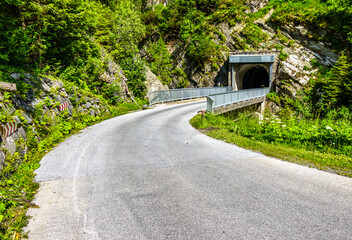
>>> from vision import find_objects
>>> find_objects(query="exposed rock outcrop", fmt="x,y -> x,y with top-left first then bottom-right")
164,6 -> 339,106
0,73 -> 114,172
247,0 -> 269,13
145,66 -> 169,93
146,0 -> 168,7
99,48 -> 132,102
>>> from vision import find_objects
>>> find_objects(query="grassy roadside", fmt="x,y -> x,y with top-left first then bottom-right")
0,102 -> 142,239
190,114 -> 352,178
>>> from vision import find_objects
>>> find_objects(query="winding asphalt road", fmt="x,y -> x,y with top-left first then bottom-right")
26,100 -> 352,239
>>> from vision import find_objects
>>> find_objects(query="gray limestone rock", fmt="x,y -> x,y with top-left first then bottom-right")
145,66 -> 169,93
84,102 -> 92,109
0,149 -> 5,172
43,77 -> 52,85
54,94 -> 66,103
52,80 -> 64,89
17,145 -> 28,157
10,73 -> 22,80
23,73 -> 32,79
17,127 -> 27,139
14,115 -> 21,124
3,136 -> 17,155
11,132 -> 20,141
89,109 -> 95,116
22,112 -> 33,124
12,98 -> 32,112
248,0 -> 269,13
30,99 -> 42,108
42,82 -> 51,93
77,106 -> 85,113
146,0 -> 168,7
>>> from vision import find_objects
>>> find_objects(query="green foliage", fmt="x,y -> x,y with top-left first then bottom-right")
302,53 -> 352,114
268,0 -> 352,51
279,51 -> 289,61
147,38 -> 174,85
173,68 -> 189,88
186,34 -> 221,67
119,57 -> 147,98
321,53 -> 352,109
112,0 -> 146,57
241,23 -> 268,48
0,0 -> 147,99
141,0 -> 236,71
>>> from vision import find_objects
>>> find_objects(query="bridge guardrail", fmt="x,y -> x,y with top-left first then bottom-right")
148,87 -> 233,106
207,88 -> 270,114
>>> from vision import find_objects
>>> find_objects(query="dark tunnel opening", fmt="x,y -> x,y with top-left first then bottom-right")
242,66 -> 269,89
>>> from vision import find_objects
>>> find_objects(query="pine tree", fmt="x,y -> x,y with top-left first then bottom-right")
322,53 -> 352,109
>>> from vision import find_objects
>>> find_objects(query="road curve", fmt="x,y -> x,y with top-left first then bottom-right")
26,100 -> 352,240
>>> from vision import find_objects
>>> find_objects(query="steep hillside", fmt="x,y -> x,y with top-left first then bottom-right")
141,0 -> 352,112
0,0 -> 351,238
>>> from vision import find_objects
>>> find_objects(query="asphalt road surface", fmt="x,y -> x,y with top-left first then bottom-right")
26,100 -> 352,239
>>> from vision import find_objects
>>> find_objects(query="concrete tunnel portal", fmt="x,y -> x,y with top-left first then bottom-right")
228,52 -> 279,91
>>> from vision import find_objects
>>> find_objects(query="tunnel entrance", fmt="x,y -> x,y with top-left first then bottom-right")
228,52 -> 278,91
242,66 -> 269,89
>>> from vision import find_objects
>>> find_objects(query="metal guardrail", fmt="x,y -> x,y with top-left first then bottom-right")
148,87 -> 233,106
207,88 -> 270,114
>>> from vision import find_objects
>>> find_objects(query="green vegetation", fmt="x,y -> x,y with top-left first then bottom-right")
0,1 -> 149,236
268,0 -> 352,50
141,0 -> 248,70
191,111 -> 352,177
241,23 -> 269,49
146,38 -> 174,85
0,85 -> 142,239
1,0 -> 352,238
0,0 -> 147,98
299,53 -> 352,115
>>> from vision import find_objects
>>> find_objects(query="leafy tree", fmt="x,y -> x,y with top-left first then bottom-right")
112,0 -> 146,58
147,38 -> 173,85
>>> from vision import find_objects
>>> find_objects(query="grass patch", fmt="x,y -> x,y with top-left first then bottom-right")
190,114 -> 352,178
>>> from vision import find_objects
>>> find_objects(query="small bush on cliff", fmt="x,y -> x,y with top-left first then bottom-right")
241,23 -> 269,48
146,38 -> 174,85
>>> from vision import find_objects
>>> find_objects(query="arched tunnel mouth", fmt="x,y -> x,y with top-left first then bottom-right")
242,66 -> 269,89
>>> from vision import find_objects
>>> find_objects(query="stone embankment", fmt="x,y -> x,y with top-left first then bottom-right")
0,73 -> 121,173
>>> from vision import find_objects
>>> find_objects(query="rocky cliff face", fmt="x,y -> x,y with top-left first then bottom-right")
247,0 -> 270,13
161,5 -> 338,109
0,55 -> 136,173
0,74 -> 113,172
99,49 -> 134,102
146,0 -> 168,6
145,66 -> 169,93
